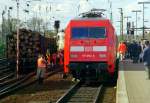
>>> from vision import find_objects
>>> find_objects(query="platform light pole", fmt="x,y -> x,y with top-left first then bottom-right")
138,1 -> 150,39
132,10 -> 141,36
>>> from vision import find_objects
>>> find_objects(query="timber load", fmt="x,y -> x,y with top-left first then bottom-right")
6,29 -> 57,74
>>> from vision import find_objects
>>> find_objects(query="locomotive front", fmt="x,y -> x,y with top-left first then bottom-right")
64,10 -> 118,81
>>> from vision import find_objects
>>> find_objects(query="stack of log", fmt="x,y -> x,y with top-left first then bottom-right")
6,29 -> 57,74
7,29 -> 41,60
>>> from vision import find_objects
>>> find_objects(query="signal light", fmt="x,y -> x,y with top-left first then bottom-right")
54,20 -> 60,29
131,28 -> 134,35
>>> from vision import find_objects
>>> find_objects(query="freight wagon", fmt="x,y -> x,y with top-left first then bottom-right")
6,29 -> 57,74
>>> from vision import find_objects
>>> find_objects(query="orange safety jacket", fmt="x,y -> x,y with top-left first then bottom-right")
118,43 -> 127,54
37,57 -> 46,68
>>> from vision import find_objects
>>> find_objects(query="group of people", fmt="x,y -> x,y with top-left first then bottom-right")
118,40 -> 150,79
36,50 -> 64,84
118,40 -> 144,63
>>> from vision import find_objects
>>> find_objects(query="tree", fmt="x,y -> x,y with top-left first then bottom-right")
27,17 -> 43,32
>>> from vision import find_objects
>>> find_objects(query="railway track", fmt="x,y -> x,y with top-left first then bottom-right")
0,68 -> 62,99
0,58 -> 15,84
56,82 -> 103,103
0,59 -> 9,73
0,72 -> 35,99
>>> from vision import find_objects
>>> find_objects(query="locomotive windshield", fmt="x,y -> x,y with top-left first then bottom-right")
71,27 -> 106,39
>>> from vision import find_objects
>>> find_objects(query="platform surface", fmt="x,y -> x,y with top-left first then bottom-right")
117,60 -> 150,103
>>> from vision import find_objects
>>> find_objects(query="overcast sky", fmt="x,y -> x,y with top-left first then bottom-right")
0,0 -> 150,34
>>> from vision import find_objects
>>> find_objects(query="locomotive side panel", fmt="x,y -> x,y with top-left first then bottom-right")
64,24 -> 71,73
107,24 -> 117,74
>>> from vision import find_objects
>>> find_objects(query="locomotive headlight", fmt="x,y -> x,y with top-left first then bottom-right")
99,54 -> 106,58
93,46 -> 107,52
70,54 -> 78,58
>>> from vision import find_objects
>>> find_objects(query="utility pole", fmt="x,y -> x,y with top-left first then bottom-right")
119,8 -> 124,40
1,10 -> 5,43
138,1 -> 150,39
38,5 -> 41,32
8,9 -> 10,34
132,10 -> 141,36
12,0 -> 20,78
124,16 -> 131,24
8,7 -> 13,34
109,1 -> 113,22
24,1 -> 29,29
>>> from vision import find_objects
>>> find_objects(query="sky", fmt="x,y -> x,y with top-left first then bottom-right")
0,0 -> 150,35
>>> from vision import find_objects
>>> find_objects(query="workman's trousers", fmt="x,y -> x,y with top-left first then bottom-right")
145,66 -> 150,79
120,53 -> 125,61
36,68 -> 46,84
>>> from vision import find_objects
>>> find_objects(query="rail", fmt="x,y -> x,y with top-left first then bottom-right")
56,82 -> 103,103
0,72 -> 35,98
0,73 -> 14,82
0,68 -> 62,99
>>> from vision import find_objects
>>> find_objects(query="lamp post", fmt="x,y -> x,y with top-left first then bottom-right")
138,1 -> 150,39
132,10 -> 141,36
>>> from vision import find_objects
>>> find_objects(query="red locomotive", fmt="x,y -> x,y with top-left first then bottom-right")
64,9 -> 118,82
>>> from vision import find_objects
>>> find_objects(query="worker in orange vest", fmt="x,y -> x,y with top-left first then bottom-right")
118,41 -> 127,61
37,54 -> 47,84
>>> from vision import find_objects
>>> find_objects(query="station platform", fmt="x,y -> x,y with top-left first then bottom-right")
116,60 -> 150,103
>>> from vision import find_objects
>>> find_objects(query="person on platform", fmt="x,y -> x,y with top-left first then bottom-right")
143,41 -> 150,79
37,54 -> 47,84
118,41 -> 127,61
132,41 -> 141,63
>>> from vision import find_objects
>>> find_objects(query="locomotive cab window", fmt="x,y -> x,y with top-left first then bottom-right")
71,27 -> 106,39
71,27 -> 88,39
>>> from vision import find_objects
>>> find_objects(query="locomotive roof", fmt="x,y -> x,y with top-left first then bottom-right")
72,17 -> 108,21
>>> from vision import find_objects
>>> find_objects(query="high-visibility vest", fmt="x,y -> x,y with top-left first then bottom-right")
118,43 -> 127,54
37,57 -> 46,68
